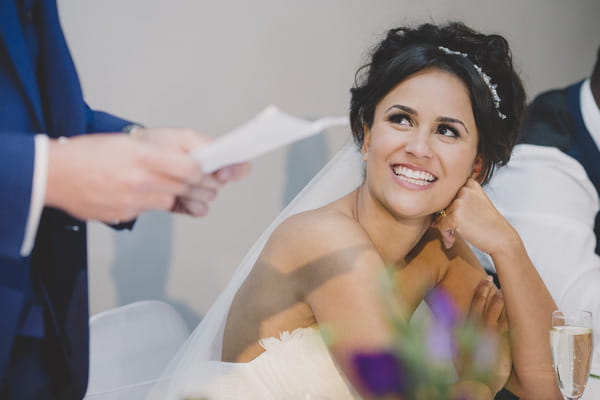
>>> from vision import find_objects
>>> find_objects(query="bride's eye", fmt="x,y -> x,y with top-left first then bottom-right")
437,124 -> 459,138
388,113 -> 412,126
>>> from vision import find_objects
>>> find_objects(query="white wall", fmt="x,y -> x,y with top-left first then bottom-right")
57,0 -> 600,328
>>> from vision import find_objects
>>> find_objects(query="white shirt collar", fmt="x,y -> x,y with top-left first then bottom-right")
580,79 -> 600,150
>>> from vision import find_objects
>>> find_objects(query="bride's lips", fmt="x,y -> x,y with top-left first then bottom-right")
391,163 -> 437,189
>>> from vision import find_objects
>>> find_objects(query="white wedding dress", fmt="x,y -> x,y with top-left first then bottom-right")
148,141 -> 366,400
173,327 -> 359,399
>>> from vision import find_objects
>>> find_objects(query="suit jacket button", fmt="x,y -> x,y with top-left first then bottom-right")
65,225 -> 80,232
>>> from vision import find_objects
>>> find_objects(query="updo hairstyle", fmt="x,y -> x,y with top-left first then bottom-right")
349,22 -> 526,184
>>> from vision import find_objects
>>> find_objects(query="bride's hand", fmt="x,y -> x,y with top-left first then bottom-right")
432,178 -> 518,255
455,277 -> 511,397
468,277 -> 507,333
470,277 -> 511,392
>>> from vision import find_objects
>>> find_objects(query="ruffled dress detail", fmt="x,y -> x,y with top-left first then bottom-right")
176,327 -> 359,399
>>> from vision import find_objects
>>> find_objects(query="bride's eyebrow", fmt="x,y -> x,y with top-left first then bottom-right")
436,116 -> 470,135
385,104 -> 417,115
385,105 -> 470,135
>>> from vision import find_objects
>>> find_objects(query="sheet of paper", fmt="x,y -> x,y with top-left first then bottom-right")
191,105 -> 348,173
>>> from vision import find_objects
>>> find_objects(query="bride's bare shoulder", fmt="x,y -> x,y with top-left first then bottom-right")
283,205 -> 368,242
261,202 -> 373,270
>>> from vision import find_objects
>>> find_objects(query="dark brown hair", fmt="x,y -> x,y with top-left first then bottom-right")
349,22 -> 526,184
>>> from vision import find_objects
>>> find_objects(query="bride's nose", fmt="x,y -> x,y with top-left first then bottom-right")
404,131 -> 433,159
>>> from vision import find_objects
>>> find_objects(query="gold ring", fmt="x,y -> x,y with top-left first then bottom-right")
438,209 -> 447,218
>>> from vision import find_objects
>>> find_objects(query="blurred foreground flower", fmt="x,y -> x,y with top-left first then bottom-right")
351,283 -> 500,400
353,351 -> 406,396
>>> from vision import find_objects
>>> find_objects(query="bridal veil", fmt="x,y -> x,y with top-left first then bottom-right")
149,118 -> 364,399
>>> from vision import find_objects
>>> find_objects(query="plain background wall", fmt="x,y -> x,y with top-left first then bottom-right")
56,0 -> 600,328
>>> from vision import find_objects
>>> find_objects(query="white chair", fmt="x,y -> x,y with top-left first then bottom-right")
84,300 -> 190,400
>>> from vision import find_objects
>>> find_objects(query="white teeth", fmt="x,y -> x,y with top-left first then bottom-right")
392,166 -> 435,184
398,176 -> 430,186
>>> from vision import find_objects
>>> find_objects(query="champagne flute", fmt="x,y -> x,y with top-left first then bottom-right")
550,310 -> 593,400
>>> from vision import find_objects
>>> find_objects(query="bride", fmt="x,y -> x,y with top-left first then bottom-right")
152,22 -> 560,399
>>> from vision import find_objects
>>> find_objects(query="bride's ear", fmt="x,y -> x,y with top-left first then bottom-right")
361,127 -> 370,161
470,155 -> 484,182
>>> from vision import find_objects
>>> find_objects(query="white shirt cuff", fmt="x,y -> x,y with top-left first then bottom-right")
20,134 -> 49,257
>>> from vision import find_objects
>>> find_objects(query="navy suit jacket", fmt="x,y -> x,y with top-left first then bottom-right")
519,80 -> 600,254
0,0 -> 130,397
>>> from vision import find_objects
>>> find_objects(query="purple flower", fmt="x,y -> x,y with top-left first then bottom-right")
352,351 -> 406,396
427,321 -> 456,362
426,287 -> 458,328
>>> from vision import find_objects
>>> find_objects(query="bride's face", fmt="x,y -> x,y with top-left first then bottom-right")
361,67 -> 481,220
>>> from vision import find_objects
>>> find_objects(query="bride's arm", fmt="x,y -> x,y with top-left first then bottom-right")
406,230 -> 511,394
433,178 -> 561,399
274,211 -> 431,399
288,211 -> 503,400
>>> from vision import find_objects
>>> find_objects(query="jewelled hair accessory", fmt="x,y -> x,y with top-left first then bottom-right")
438,46 -> 507,120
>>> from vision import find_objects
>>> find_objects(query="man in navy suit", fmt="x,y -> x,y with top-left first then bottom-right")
0,1 -> 246,398
519,45 -> 600,253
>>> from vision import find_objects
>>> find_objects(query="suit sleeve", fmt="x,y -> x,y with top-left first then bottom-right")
84,103 -> 134,134
0,105 -> 135,262
0,133 -> 35,262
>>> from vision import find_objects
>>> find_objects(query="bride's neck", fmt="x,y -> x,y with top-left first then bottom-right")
353,187 -> 432,265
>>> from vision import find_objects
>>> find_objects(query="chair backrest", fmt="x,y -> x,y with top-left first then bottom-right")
84,300 -> 190,400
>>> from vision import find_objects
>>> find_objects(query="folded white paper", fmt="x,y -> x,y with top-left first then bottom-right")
191,105 -> 348,173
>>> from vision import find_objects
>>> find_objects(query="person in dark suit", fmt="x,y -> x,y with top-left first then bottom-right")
0,1 -> 247,398
519,44 -> 600,254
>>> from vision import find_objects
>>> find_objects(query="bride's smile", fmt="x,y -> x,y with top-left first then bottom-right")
391,163 -> 437,187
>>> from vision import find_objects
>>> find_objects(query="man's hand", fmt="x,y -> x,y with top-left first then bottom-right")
133,128 -> 249,217
45,129 -> 249,222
